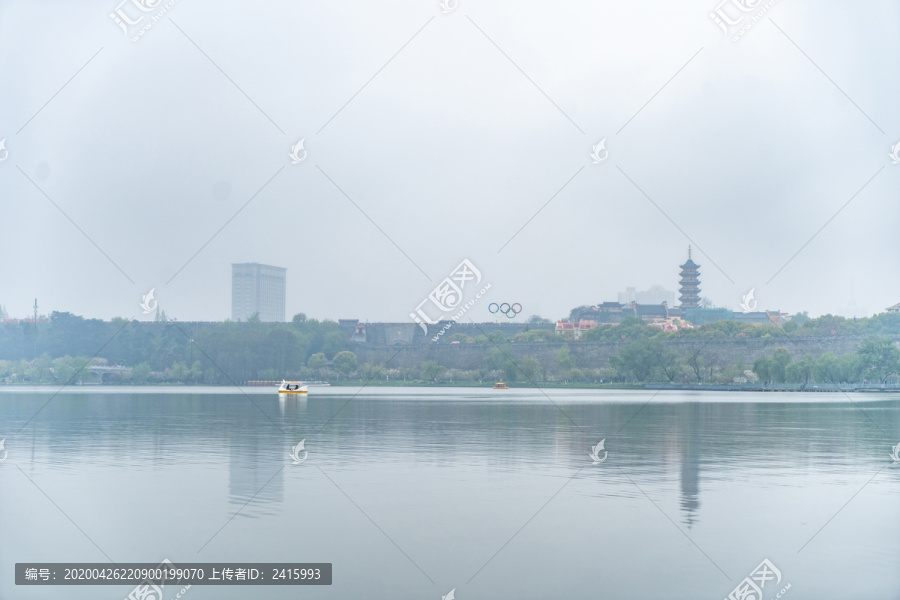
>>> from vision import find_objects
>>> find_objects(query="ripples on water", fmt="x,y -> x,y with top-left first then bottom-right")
1,387 -> 898,599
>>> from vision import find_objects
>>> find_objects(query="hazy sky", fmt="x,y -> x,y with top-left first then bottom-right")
2,0 -> 898,323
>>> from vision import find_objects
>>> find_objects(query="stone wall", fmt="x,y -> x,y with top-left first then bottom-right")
338,320 -> 546,346
351,335 -> 870,371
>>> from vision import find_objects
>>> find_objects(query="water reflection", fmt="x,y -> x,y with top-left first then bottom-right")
228,425 -> 283,517
679,403 -> 701,529
1,389 -> 898,599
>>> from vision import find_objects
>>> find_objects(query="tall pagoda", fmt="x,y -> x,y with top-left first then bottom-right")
678,246 -> 701,308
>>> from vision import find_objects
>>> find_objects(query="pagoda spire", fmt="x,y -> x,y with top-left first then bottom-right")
678,246 -> 701,309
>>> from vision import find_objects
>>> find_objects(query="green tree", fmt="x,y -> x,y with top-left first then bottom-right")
785,355 -> 817,385
784,362 -> 803,383
610,339 -> 663,382
487,331 -> 506,344
360,362 -> 384,381
307,352 -> 328,374
260,367 -> 279,381
515,329 -> 560,343
815,352 -> 841,383
332,351 -> 358,376
659,348 -> 682,382
770,348 -> 791,383
292,313 -> 307,325
838,353 -> 861,383
516,356 -> 541,382
483,346 -> 522,381
556,346 -> 577,372
132,363 -> 151,384
52,356 -> 76,384
484,347 -> 510,372
421,360 -> 445,381
797,354 -> 817,384
580,317 -> 653,343
858,338 -> 900,383
322,330 -> 349,356
526,315 -> 553,326
791,311 -> 810,326
31,354 -> 52,383
686,350 -> 704,382
171,361 -> 188,382
752,356 -> 771,383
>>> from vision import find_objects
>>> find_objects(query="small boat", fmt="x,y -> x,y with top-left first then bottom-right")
492,382 -> 509,389
278,380 -> 308,394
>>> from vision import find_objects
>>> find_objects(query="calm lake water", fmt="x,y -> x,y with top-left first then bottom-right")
2,387 -> 899,599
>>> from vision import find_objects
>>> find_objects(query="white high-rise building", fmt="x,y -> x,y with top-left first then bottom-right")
231,263 -> 286,322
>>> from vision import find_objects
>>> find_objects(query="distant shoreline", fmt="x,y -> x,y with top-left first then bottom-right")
3,382 -> 898,393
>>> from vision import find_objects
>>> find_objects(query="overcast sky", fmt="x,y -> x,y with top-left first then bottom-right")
1,0 -> 898,323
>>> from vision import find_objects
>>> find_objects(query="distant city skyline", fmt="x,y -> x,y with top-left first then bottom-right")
2,1 -> 897,325
618,285 -> 676,307
2,258 -> 899,323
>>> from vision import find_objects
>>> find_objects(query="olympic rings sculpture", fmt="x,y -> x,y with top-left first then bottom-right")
489,302 -> 523,318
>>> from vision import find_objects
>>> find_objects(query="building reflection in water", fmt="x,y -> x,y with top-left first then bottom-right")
226,396 -> 302,517
679,403 -> 701,529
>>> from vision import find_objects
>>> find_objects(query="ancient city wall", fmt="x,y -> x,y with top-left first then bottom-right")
351,335 -> 869,371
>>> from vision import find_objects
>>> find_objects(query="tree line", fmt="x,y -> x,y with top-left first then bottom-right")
0,311 -> 898,386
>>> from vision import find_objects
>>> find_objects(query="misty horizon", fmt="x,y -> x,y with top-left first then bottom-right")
2,1 -> 898,322
0,246 -> 890,323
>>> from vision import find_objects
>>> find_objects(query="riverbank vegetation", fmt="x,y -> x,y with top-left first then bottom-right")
0,312 -> 897,386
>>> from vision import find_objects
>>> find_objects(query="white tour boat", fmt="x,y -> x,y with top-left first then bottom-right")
278,380 -> 308,394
